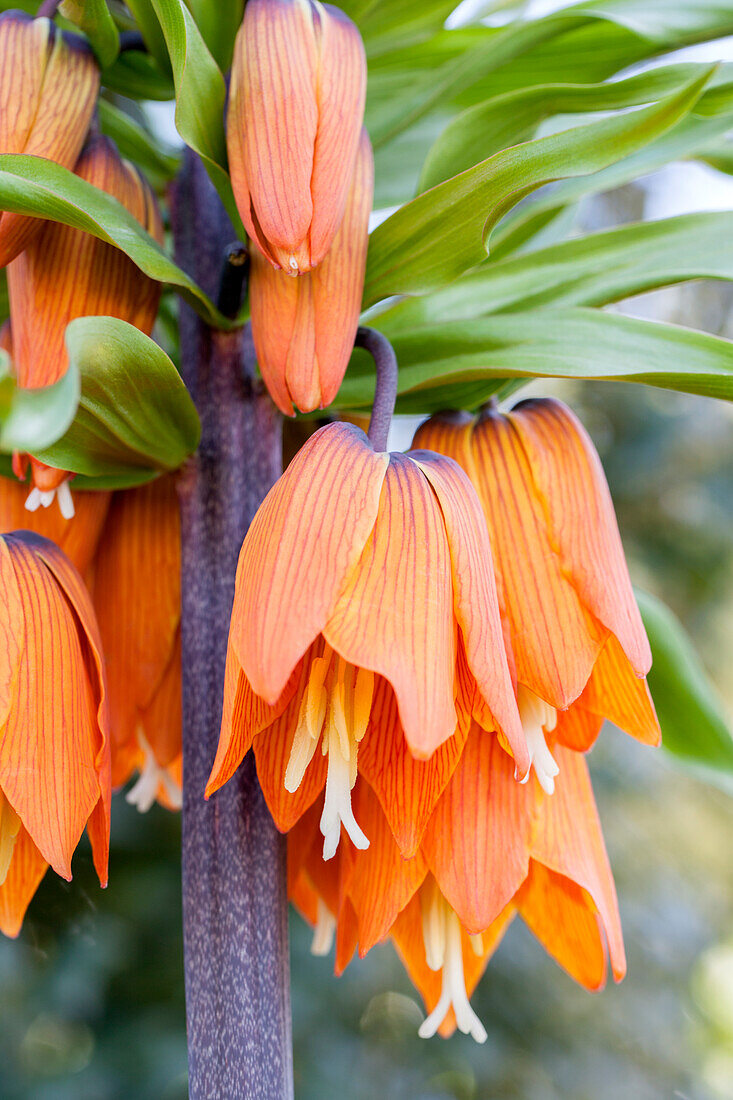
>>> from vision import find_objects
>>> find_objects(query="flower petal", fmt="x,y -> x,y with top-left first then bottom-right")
411,450 -> 527,772
510,398 -> 651,675
0,823 -> 48,938
0,476 -> 110,576
230,423 -> 388,703
579,635 -> 660,746
324,453 -> 456,757
531,745 -> 626,982
423,726 -> 538,933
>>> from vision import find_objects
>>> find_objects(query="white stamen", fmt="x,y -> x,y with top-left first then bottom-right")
418,891 -> 487,1044
288,255 -> 299,275
24,483 -> 75,520
516,684 -> 559,795
126,730 -> 182,813
319,720 -> 369,860
310,898 -> 336,957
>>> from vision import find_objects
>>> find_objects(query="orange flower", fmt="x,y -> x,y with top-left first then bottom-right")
207,421 -> 527,859
291,731 -> 625,1042
0,10 -> 99,266
92,477 -> 182,812
7,134 -> 164,517
413,399 -> 660,789
0,531 -> 110,937
0,472 -> 110,577
227,0 -> 367,273
250,128 -> 373,414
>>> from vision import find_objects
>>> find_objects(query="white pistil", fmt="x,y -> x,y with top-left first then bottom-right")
126,730 -> 182,813
418,886 -> 488,1044
284,647 -> 373,860
517,684 -> 559,795
310,897 -> 336,957
288,255 -> 299,275
24,482 -> 75,519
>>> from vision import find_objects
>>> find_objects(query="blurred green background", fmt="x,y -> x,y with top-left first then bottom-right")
1,353 -> 732,1100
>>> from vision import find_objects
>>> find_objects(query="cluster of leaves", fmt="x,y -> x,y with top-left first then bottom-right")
0,0 -> 730,777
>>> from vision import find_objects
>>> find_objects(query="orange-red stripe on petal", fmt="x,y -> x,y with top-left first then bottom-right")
0,476 -> 110,577
324,453 -> 456,758
578,635 -> 660,746
0,824 -> 48,938
229,423 -> 387,704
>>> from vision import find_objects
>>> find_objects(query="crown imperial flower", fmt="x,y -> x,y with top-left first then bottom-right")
0,10 -> 99,266
227,0 -> 367,274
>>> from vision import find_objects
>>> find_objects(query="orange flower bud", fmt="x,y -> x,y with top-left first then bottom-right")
250,128 -> 373,414
227,0 -> 367,274
0,11 -> 99,266
0,531 -> 110,937
6,134 -> 164,516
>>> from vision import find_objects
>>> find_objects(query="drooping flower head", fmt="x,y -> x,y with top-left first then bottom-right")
413,398 -> 660,785
0,531 -> 110,937
0,10 -> 99,266
92,477 -> 182,812
7,134 -> 164,516
250,127 -> 373,414
207,421 -> 528,860
227,0 -> 367,274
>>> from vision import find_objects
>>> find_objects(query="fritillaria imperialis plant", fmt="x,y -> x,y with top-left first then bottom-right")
0,0 -> 731,1096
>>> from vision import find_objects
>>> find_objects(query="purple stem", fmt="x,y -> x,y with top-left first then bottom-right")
355,326 -> 398,452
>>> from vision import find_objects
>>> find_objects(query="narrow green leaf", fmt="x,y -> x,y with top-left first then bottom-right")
101,49 -> 175,100
0,154 -> 230,329
97,99 -> 181,186
183,0 -> 244,71
364,67 -> 713,305
126,0 -> 172,71
637,588 -> 733,790
378,212 -> 733,328
149,0 -> 243,235
336,308 -> 733,412
34,317 -> 200,483
59,0 -> 119,68
0,353 -> 80,453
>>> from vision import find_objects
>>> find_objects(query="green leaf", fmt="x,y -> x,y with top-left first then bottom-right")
378,212 -> 733,328
636,589 -> 733,790
97,99 -> 181,187
149,0 -> 243,235
101,49 -> 175,100
126,0 -> 172,72
59,0 -> 119,68
0,352 -> 80,454
183,0 -> 244,71
0,154 -> 230,329
336,308 -> 733,413
364,67 -> 713,305
33,317 -> 200,484
339,0 -> 457,55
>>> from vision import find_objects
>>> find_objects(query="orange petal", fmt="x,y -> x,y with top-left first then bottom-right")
411,450 -> 527,772
0,476 -> 110,576
510,398 -> 651,675
0,535 -> 105,878
578,634 -> 660,746
358,676 -> 468,858
469,407 -> 607,709
335,897 -> 359,975
7,134 -> 162,390
346,781 -> 428,954
0,824 -> 48,938
229,422 -> 387,703
554,704 -> 604,752
531,745 -> 626,981
517,861 -> 607,990
325,454 -> 456,758
0,537 -> 23,733
287,800 -> 322,899
0,12 -> 99,265
250,128 -> 373,415
422,725 -> 538,934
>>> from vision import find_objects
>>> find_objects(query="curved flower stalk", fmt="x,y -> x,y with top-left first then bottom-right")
0,472 -> 110,577
0,531 -> 110,937
227,0 -> 367,273
207,421 -> 528,860
290,731 -> 624,1042
413,398 -> 660,788
92,476 -> 182,813
7,134 -> 164,517
0,10 -> 99,266
250,128 -> 373,414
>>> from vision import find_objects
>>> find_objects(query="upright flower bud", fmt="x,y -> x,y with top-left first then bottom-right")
0,11 -> 99,266
227,0 -> 367,274
0,531 -> 110,937
7,135 -> 164,517
250,129 -> 373,414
